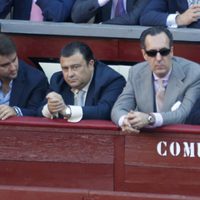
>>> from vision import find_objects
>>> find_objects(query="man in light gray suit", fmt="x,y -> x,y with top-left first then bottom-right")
71,0 -> 150,25
111,26 -> 200,133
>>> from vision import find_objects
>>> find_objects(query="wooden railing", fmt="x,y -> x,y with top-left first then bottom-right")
0,20 -> 200,199
0,117 -> 200,199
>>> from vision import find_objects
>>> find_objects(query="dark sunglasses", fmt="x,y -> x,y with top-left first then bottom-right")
145,48 -> 171,57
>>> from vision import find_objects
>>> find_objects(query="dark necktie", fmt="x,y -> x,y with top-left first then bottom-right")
115,0 -> 125,17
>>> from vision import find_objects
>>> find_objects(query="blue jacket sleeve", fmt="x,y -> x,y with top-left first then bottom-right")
37,0 -> 75,22
82,72 -> 126,120
140,0 -> 172,26
0,0 -> 13,18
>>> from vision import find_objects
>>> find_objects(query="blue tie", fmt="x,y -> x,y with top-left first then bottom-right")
115,0 -> 125,17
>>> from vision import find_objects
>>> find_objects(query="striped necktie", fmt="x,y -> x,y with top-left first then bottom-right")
115,0 -> 125,17
156,79 -> 165,112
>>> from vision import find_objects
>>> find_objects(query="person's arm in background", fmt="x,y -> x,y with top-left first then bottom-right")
0,0 -> 13,19
103,0 -> 150,25
71,0 -> 109,23
176,4 -> 200,28
185,97 -> 200,125
140,0 -> 174,26
140,0 -> 200,28
36,0 -> 75,22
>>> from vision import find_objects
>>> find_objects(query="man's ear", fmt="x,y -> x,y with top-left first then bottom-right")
170,46 -> 174,57
141,49 -> 148,61
88,59 -> 95,67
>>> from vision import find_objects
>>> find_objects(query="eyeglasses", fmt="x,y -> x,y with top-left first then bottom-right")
145,48 -> 171,57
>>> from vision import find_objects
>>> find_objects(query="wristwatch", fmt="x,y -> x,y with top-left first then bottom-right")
147,113 -> 155,125
63,106 -> 72,119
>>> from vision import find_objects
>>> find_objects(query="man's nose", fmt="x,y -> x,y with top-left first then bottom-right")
155,52 -> 162,60
9,62 -> 17,70
68,68 -> 75,76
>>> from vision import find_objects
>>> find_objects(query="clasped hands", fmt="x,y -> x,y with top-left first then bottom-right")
46,91 -> 67,117
176,5 -> 200,26
121,111 -> 149,134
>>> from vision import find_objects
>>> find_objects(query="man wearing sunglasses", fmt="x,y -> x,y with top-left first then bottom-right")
111,26 -> 200,133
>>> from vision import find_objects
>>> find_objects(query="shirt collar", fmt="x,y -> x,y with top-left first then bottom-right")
0,80 -> 13,89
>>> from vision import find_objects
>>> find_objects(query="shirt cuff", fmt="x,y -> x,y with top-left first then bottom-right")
119,113 -> 163,128
13,106 -> 23,116
67,105 -> 83,123
98,0 -> 110,7
118,115 -> 126,127
151,113 -> 163,127
42,104 -> 56,119
167,13 -> 179,28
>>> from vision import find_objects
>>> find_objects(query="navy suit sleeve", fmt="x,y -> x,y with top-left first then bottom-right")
37,0 -> 75,22
10,61 -> 49,116
0,0 -> 13,18
20,74 -> 49,116
82,70 -> 126,120
140,0 -> 171,26
185,98 -> 200,125
71,0 -> 99,23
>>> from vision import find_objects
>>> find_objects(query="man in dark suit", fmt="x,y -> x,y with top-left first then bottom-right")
185,97 -> 200,125
41,41 -> 126,122
71,0 -> 150,25
0,34 -> 49,120
140,0 -> 200,28
111,27 -> 200,133
0,0 -> 75,22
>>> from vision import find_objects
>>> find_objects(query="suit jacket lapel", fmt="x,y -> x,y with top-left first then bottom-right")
9,67 -> 25,106
136,67 -> 155,113
126,0 -> 134,12
64,87 -> 74,105
163,61 -> 185,111
100,1 -> 112,21
85,72 -> 96,106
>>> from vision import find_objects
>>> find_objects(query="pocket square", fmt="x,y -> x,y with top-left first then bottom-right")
171,101 -> 181,111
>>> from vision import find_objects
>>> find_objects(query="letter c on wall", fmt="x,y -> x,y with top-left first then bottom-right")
157,141 -> 167,156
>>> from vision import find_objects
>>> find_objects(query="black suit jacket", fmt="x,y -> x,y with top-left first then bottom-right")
185,97 -> 200,125
9,60 -> 49,116
71,0 -> 150,25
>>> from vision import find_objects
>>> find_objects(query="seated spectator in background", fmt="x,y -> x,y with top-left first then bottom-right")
185,97 -> 200,125
0,34 -> 49,120
71,0 -> 150,25
0,0 -> 75,22
111,26 -> 200,133
40,41 -> 126,122
140,0 -> 200,28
